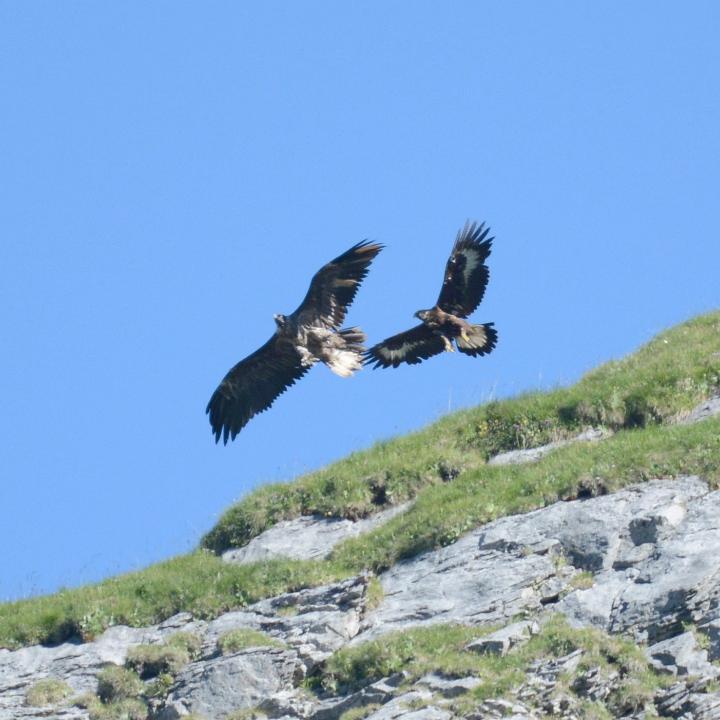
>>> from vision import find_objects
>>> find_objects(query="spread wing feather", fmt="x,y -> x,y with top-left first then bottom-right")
293,240 -> 383,328
436,221 -> 493,317
364,324 -> 446,369
206,336 -> 310,444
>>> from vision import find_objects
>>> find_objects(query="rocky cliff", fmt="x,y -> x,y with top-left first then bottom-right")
2,315 -> 720,720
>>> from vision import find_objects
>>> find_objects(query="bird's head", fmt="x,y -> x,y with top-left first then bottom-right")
273,313 -> 287,329
414,309 -> 430,321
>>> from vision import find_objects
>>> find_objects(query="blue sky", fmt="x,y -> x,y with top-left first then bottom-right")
1,2 -> 719,602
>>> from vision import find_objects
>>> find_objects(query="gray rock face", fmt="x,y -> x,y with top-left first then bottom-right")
223,502 -> 412,565
647,631 -> 719,678
677,395 -> 720,425
362,477 -> 714,643
156,647 -> 299,719
557,478 -> 720,644
4,471 -> 720,719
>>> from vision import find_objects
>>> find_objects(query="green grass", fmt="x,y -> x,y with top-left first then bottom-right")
330,415 -> 720,572
124,630 -> 203,679
217,628 -> 283,654
0,554 -> 342,649
126,642 -> 192,679
203,312 -> 720,554
96,665 -> 144,704
24,677 -> 72,706
1,311 -> 719,651
315,615 -> 668,715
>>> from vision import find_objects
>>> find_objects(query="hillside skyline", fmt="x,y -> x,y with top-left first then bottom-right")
2,2 -> 720,601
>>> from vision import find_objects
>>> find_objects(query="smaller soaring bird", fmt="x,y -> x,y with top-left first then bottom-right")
365,220 -> 497,369
207,240 -> 383,443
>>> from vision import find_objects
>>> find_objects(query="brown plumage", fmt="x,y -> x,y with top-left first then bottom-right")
365,221 -> 497,369
207,240 -> 383,443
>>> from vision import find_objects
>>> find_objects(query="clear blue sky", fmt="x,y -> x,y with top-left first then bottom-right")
2,2 -> 719,602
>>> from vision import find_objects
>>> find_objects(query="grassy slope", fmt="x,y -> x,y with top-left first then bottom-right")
202,311 -> 720,553
1,312 -> 719,650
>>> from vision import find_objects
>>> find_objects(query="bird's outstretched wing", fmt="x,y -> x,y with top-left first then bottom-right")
206,336 -> 310,444
293,240 -> 383,328
436,221 -> 493,317
364,324 -> 446,369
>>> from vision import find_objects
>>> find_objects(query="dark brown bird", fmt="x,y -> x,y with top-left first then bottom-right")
207,240 -> 383,443
365,221 -> 497,368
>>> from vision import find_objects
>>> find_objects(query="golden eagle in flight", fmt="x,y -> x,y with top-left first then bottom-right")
365,221 -> 497,368
207,240 -> 383,443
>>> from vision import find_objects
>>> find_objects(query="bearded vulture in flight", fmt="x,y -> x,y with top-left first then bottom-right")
365,221 -> 497,369
207,240 -> 383,443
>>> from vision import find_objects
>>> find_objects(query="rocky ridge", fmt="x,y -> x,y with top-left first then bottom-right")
2,399 -> 720,720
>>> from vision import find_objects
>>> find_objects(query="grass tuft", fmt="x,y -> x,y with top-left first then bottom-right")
217,628 -> 283,655
96,665 -> 144,704
24,677 -> 72,706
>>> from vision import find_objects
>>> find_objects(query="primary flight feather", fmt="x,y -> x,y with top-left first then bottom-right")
207,240 -> 383,443
365,221 -> 497,369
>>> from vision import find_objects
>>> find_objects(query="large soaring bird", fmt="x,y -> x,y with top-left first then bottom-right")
207,240 -> 383,443
365,221 -> 497,369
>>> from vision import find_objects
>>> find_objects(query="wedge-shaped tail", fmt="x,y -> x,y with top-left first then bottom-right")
455,322 -> 497,356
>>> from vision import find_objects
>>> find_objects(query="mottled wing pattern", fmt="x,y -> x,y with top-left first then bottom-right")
436,221 -> 493,317
206,336 -> 310,444
364,324 -> 446,369
293,240 -> 383,328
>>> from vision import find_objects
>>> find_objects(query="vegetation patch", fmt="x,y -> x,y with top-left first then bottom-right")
0,555 -> 341,649
24,677 -> 72,706
338,704 -> 382,720
76,693 -> 147,720
217,628 -> 283,654
96,665 -> 144,704
315,616 -> 669,716
364,576 -> 385,611
126,643 -> 190,679
125,631 -> 202,679
226,709 -> 268,720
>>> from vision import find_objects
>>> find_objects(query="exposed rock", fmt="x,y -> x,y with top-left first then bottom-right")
557,479 -> 720,644
655,679 -> 720,719
466,620 -> 538,656
365,697 -> 451,720
469,698 -> 538,719
156,647 -> 299,719
415,673 -> 481,697
647,631 -> 719,678
312,673 -> 406,720
487,428 -> 609,467
362,477 -> 713,642
223,503 -> 412,565
677,395 -> 720,425
705,619 -> 720,661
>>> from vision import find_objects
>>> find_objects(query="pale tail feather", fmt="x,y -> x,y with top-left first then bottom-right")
325,326 -> 366,377
455,323 -> 497,357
